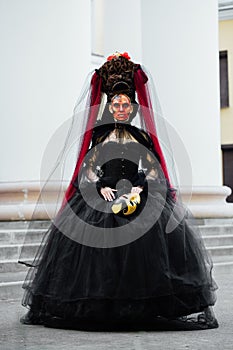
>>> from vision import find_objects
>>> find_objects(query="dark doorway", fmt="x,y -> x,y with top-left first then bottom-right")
219,51 -> 229,109
222,144 -> 233,203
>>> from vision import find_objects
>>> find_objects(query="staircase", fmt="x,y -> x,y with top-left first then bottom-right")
0,220 -> 50,300
198,218 -> 233,266
0,219 -> 233,300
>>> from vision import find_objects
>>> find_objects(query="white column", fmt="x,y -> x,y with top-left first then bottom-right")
0,0 -> 91,183
140,0 -> 233,217
0,0 -> 91,220
103,0 -> 142,62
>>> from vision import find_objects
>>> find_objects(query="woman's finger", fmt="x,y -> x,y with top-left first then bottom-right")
131,187 -> 142,194
110,191 -> 115,199
104,190 -> 111,201
110,188 -> 117,200
105,188 -> 114,200
101,187 -> 117,201
100,189 -> 107,201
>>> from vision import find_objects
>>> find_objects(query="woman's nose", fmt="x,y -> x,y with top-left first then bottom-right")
119,104 -> 123,111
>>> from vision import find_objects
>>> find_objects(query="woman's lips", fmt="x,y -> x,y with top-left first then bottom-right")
117,114 -> 128,119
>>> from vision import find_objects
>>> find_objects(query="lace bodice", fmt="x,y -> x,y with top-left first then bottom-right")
99,141 -> 141,186
85,128 -> 161,189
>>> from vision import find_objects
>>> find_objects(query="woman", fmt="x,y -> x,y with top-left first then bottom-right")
19,53 -> 218,330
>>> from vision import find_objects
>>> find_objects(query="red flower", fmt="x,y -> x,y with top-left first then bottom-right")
107,52 -> 131,61
121,52 -> 131,60
107,54 -> 115,61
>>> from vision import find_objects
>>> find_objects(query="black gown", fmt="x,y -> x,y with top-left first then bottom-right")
21,125 -> 218,330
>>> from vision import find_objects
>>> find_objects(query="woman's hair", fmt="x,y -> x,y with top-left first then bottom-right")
95,56 -> 140,127
97,56 -> 139,102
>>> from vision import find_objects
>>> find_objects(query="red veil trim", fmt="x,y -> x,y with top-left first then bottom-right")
134,68 -> 172,188
62,72 -> 102,206
62,67 -> 172,207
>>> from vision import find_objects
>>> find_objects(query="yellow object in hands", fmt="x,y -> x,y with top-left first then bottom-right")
111,193 -> 141,216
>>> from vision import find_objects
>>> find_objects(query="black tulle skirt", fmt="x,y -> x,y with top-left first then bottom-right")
20,179 -> 218,329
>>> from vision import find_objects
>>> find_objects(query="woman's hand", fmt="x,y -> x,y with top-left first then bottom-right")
131,186 -> 143,194
100,187 -> 117,201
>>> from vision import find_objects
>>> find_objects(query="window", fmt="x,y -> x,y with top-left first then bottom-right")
219,50 -> 229,108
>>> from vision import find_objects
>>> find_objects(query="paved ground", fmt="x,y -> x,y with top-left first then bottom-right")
0,264 -> 232,350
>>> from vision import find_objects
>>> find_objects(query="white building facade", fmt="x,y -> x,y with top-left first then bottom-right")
0,0 -> 232,219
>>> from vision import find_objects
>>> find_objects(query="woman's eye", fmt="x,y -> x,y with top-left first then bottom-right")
113,103 -> 120,108
122,103 -> 130,108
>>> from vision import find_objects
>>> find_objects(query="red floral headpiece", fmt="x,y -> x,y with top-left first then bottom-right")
107,52 -> 131,61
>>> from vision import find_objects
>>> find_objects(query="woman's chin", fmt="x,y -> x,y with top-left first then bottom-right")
114,118 -> 130,123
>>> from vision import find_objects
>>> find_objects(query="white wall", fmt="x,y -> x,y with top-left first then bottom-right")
0,0 -> 91,182
103,0 -> 142,62
141,0 -> 222,187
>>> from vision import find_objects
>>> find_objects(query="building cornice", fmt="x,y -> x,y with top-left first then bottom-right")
219,1 -> 233,20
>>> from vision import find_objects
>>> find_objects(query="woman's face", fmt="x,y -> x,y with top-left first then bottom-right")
109,94 -> 133,122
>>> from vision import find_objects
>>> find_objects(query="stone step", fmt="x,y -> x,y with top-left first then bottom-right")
0,220 -> 51,229
0,271 -> 27,283
203,234 -> 233,247
196,218 -> 233,225
199,225 -> 233,236
0,259 -> 31,273
207,245 -> 233,257
212,254 -> 233,265
0,243 -> 41,260
0,228 -> 47,245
